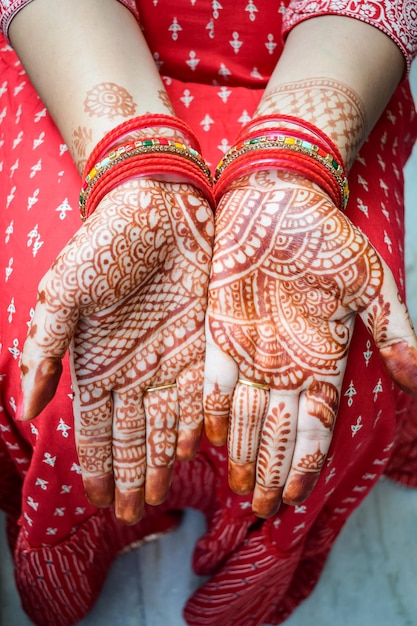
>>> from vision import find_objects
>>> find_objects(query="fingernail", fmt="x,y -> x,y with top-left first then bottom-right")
84,475 -> 115,509
204,416 -> 228,446
283,471 -> 319,506
176,428 -> 202,461
228,459 -> 256,494
380,341 -> 417,394
252,484 -> 283,518
23,357 -> 63,420
145,467 -> 173,506
115,488 -> 145,525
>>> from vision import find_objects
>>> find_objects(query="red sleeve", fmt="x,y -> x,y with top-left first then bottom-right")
283,0 -> 417,73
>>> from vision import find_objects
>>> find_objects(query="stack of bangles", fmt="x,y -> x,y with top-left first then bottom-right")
79,113 -> 349,220
79,114 -> 215,221
214,114 -> 349,211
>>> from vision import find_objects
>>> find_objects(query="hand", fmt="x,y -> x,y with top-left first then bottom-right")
204,169 -> 417,518
18,178 -> 214,524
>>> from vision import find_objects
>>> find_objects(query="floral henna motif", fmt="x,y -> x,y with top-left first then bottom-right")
83,82 -> 137,119
366,295 -> 391,344
73,126 -> 93,156
306,380 -> 339,430
72,125 -> 93,174
21,178 -> 213,523
204,381 -> 231,445
283,446 -> 327,506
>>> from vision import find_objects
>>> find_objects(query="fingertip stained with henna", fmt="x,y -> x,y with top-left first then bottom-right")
115,488 -> 145,526
228,459 -> 256,494
84,474 -> 115,509
283,470 -> 320,506
22,357 -> 63,420
252,483 -> 283,518
145,467 -> 173,506
381,341 -> 417,394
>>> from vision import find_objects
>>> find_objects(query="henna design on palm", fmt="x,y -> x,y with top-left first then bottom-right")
20,178 -> 214,524
204,170 -> 417,517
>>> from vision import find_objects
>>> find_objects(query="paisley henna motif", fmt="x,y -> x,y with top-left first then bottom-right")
21,178 -> 213,523
256,403 -> 293,488
366,295 -> 391,344
158,88 -> 176,115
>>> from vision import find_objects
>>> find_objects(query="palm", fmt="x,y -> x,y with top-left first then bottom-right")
204,170 -> 417,517
21,178 -> 214,523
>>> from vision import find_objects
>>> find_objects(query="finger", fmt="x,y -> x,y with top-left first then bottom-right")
72,372 -> 115,510
359,262 -> 417,394
176,363 -> 204,461
19,274 -> 77,420
228,379 -> 269,495
282,380 -> 339,506
252,394 -> 298,518
112,390 -> 147,524
143,383 -> 179,506
203,332 -> 238,446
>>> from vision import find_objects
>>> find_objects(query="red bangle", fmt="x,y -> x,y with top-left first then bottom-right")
236,114 -> 345,171
83,114 -> 202,181
215,133 -> 348,209
82,151 -> 214,221
214,149 -> 342,208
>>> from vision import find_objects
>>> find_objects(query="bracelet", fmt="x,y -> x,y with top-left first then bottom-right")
83,113 -> 203,182
215,134 -> 349,210
80,140 -> 214,221
236,114 -> 345,168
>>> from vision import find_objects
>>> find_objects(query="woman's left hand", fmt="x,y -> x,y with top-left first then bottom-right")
204,169 -> 417,518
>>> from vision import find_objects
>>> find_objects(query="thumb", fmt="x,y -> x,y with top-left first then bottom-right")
359,261 -> 417,395
17,277 -> 78,420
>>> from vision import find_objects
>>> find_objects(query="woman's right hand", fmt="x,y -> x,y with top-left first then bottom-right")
18,178 -> 214,524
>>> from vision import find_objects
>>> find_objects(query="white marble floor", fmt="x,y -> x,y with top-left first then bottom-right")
2,64 -> 417,626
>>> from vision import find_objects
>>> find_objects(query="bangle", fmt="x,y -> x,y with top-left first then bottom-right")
80,139 -> 214,221
236,114 -> 345,168
215,133 -> 349,210
83,114 -> 202,181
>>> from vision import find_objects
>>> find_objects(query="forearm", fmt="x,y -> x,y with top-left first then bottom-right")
256,16 -> 405,169
9,0 -> 173,173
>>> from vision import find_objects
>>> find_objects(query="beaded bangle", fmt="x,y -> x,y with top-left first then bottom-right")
215,134 -> 349,210
79,139 -> 214,221
83,113 -> 203,180
236,114 -> 346,169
